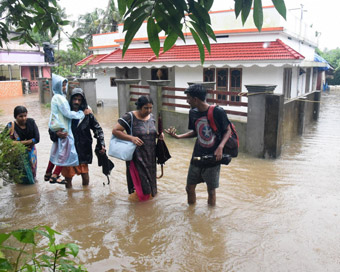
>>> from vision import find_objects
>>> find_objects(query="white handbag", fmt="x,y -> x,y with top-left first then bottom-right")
108,112 -> 136,161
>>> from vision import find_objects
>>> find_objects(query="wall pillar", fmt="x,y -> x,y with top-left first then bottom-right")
298,97 -> 307,135
37,77 -> 51,104
115,79 -> 141,117
246,84 -> 283,158
147,80 -> 171,118
78,78 -> 98,113
313,91 -> 321,120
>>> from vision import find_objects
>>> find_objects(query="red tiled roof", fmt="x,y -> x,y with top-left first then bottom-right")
75,54 -> 106,66
151,39 -> 304,62
98,47 -> 158,63
76,39 -> 304,66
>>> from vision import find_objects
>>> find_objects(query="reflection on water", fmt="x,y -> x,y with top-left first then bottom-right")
1,92 -> 340,271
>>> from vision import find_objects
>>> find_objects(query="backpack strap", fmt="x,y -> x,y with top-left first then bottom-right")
207,105 -> 218,133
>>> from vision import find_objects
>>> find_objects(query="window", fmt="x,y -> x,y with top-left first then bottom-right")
110,77 -> 117,87
30,67 -> 39,80
203,68 -> 215,82
151,68 -> 168,80
203,68 -> 242,102
283,68 -> 292,99
217,68 -> 228,100
229,68 -> 242,102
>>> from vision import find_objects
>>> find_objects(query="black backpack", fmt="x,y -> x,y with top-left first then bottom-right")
207,105 -> 239,158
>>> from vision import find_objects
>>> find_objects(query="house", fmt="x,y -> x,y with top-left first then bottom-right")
0,35 -> 54,98
76,5 -> 328,109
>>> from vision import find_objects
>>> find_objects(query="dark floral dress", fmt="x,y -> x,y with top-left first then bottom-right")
118,112 -> 157,197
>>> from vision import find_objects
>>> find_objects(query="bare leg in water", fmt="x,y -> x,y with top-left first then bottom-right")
186,184 -> 197,205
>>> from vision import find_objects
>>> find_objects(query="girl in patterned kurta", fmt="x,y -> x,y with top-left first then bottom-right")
112,96 -> 163,201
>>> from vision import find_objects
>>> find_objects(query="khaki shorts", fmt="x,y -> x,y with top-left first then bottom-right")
62,164 -> 88,178
186,163 -> 221,190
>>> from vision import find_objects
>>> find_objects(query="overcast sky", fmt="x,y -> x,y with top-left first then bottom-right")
57,0 -> 340,51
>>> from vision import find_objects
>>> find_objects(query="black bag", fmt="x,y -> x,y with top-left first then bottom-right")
207,105 -> 239,158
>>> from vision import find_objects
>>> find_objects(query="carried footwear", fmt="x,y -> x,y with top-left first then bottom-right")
49,176 -> 67,185
44,173 -> 52,181
56,179 -> 67,185
49,176 -> 58,184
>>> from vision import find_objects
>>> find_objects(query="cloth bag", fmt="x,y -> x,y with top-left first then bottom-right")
108,112 -> 136,161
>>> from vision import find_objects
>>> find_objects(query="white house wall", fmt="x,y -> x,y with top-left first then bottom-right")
95,68 -> 118,102
243,66 -> 283,93
175,66 -> 203,87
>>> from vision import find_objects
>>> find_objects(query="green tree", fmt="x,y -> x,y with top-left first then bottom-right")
71,1 -> 122,55
117,0 -> 287,63
0,0 -> 82,49
52,49 -> 86,77
318,48 -> 340,85
0,0 -> 286,62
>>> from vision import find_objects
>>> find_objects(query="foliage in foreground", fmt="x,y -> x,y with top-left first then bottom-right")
117,0 -> 287,63
0,226 -> 86,272
0,0 -> 287,63
0,125 -> 27,185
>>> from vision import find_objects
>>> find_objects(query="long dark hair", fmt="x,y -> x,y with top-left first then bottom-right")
135,96 -> 153,110
13,106 -> 27,118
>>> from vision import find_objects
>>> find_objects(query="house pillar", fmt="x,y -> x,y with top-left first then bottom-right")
313,91 -> 321,120
147,80 -> 171,118
115,79 -> 141,117
37,77 -> 52,104
297,97 -> 307,135
245,84 -> 283,158
78,78 -> 98,113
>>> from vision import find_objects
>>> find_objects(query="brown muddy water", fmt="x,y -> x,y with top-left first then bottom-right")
0,92 -> 339,271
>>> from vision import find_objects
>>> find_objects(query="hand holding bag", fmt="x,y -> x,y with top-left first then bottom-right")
108,112 -> 136,161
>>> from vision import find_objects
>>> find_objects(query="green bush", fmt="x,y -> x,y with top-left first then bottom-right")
0,226 -> 87,271
0,125 -> 27,185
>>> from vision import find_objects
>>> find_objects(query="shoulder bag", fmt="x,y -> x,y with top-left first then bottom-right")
108,112 -> 137,161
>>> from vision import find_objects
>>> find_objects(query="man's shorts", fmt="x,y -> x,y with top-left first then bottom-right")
61,164 -> 88,179
186,163 -> 221,190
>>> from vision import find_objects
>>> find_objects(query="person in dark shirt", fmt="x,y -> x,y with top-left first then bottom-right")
165,84 -> 232,206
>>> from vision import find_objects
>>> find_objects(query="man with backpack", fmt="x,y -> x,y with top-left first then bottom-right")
165,84 -> 232,206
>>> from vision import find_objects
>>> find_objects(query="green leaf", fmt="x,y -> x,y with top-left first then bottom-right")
190,27 -> 205,64
0,234 -> 10,245
154,6 -> 185,41
171,0 -> 187,14
0,258 -> 13,270
123,5 -> 148,32
241,0 -> 253,25
66,243 -> 79,257
147,18 -> 160,57
205,24 -> 216,41
122,14 -> 148,56
253,0 -> 263,31
192,1 -> 211,24
118,0 -> 127,16
160,0 -> 181,21
204,0 -> 214,11
163,31 -> 178,52
191,21 -> 211,53
272,0 -> 286,19
234,0 -> 243,18
11,229 -> 35,244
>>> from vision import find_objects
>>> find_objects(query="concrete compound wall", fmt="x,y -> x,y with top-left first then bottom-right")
282,91 -> 321,143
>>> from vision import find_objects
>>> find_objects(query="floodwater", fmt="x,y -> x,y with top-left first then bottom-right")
0,91 -> 339,271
